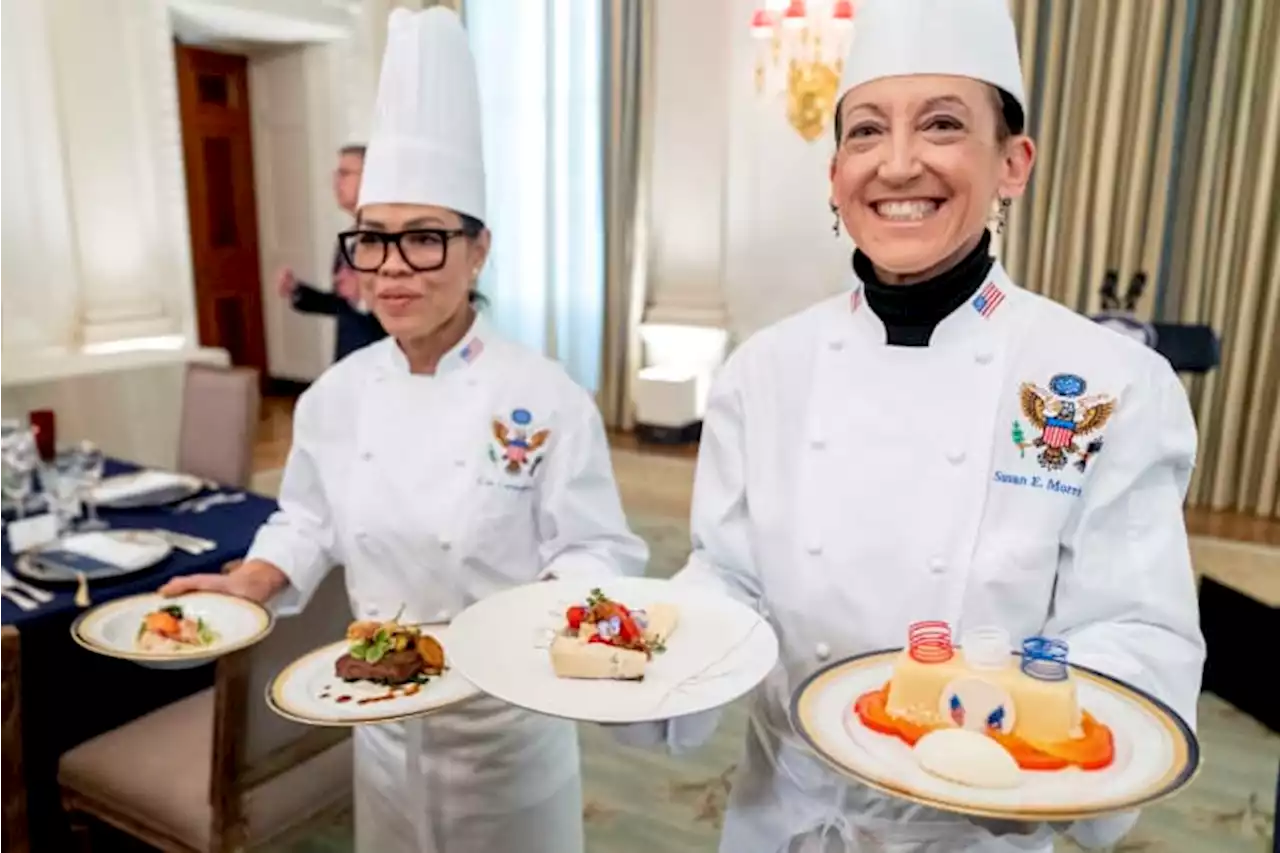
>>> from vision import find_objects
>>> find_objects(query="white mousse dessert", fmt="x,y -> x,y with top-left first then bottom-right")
913,728 -> 1023,789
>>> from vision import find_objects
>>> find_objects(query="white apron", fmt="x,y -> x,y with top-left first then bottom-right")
249,316 -> 649,853
621,265 -> 1203,852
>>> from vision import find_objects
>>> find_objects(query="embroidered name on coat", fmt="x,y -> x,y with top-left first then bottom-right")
992,470 -> 1083,497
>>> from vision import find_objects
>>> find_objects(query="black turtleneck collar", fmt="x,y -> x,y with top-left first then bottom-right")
853,230 -> 995,347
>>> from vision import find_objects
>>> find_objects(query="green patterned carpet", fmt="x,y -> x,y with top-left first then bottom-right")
257,501 -> 1278,853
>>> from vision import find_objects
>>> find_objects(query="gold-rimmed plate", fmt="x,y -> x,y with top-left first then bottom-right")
790,650 -> 1200,821
266,624 -> 481,727
72,591 -> 273,670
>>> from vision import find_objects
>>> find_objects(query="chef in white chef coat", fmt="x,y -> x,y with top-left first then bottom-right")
162,8 -> 647,853
612,0 -> 1205,851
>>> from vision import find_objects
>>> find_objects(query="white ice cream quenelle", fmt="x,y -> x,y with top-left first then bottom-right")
913,728 -> 1023,789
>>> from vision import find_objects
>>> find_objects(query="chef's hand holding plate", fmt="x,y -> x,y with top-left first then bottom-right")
159,558 -> 289,605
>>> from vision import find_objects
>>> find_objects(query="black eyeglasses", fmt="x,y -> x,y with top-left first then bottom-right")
338,229 -> 470,273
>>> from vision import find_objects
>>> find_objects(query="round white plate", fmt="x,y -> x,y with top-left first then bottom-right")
93,471 -> 205,509
790,650 -> 1200,821
446,577 -> 779,724
267,623 -> 482,727
16,529 -> 172,585
71,591 -> 274,670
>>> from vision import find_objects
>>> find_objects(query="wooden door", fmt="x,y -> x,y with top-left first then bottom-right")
174,44 -> 268,374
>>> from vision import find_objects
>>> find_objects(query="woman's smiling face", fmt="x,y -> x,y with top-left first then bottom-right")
830,74 -> 1034,283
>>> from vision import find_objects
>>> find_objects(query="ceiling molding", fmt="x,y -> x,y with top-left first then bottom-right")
168,0 -> 353,49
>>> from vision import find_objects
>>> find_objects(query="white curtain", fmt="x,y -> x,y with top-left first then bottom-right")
598,0 -> 652,430
464,0 -> 606,394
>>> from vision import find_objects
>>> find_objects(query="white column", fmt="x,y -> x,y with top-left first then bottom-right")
0,0 -> 82,356
645,0 -> 733,330
720,0 -> 850,343
44,0 -> 197,345
251,46 -> 338,382
645,0 -> 852,347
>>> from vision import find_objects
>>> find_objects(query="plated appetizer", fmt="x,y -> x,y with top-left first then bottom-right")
136,604 -> 219,652
550,587 -> 677,680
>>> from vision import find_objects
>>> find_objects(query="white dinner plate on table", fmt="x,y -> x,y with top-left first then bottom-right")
71,591 -> 274,670
789,650 -> 1200,822
92,471 -> 206,509
15,529 -> 172,585
446,577 -> 779,724
267,622 -> 481,727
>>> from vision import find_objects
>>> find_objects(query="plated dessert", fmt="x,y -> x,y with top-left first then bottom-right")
136,604 -> 219,653
445,577 -> 777,723
789,619 -> 1198,820
549,587 -> 678,680
854,622 -> 1114,787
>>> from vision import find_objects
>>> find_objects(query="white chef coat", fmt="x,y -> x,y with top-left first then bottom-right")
615,264 -> 1205,852
248,313 -> 648,853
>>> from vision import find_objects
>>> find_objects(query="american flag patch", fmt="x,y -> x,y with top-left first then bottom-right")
972,280 -> 1005,318
850,289 -> 863,313
461,338 -> 484,363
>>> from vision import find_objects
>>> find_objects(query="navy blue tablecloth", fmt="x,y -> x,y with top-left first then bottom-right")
1,459 -> 278,851
2,459 -> 277,626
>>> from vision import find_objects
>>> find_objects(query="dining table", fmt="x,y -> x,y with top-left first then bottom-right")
2,458 -> 278,852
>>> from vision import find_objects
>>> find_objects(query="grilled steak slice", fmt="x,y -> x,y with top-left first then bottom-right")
335,649 -> 425,685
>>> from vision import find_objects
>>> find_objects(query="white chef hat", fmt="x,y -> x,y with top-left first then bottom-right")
357,7 -> 486,222
839,0 -> 1026,119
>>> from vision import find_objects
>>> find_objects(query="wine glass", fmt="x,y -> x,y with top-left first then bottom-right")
2,420 -> 22,514
75,441 -> 108,531
2,422 -> 38,519
39,448 -> 84,535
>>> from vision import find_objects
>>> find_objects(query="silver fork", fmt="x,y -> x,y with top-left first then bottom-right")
1,568 -> 53,604
0,586 -> 37,611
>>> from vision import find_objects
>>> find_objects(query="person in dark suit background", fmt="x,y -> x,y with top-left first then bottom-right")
275,144 -> 387,363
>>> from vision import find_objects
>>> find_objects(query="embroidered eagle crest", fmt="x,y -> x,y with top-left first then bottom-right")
491,408 -> 551,476
1015,374 -> 1115,472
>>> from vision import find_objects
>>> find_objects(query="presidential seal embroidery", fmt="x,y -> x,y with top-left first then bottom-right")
1014,374 -> 1115,472
490,408 -> 550,476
